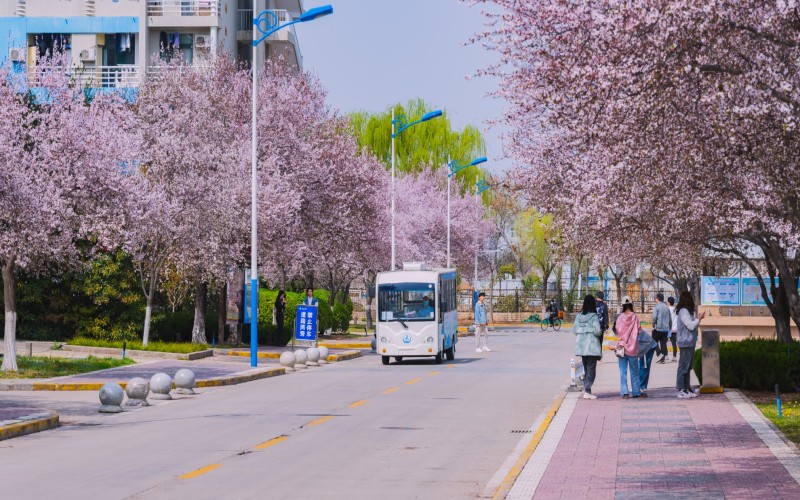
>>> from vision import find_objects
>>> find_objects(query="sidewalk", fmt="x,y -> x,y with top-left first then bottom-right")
505,352 -> 800,499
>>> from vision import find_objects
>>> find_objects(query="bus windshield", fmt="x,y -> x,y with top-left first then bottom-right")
378,282 -> 436,322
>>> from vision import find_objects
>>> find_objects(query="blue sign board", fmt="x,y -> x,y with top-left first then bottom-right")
741,277 -> 776,306
701,276 -> 740,306
243,268 -> 253,324
294,305 -> 318,347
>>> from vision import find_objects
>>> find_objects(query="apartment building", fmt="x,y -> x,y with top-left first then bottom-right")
0,0 -> 303,87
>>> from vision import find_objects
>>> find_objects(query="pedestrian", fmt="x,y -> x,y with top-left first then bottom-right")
638,335 -> 657,397
651,293 -> 671,363
302,287 -> 319,306
274,290 -> 287,338
614,297 -> 642,398
675,291 -> 705,398
667,296 -> 678,362
574,294 -> 602,399
547,299 -> 559,327
474,292 -> 490,352
596,291 -> 609,336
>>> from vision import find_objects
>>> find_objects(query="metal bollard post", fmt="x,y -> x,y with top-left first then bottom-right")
27,342 -> 33,357
776,384 -> 783,419
122,340 -> 127,360
569,358 -> 577,390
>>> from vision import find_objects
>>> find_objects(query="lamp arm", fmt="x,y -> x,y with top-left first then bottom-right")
253,19 -> 300,46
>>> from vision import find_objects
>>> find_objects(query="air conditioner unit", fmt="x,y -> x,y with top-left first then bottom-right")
80,48 -> 96,62
9,47 -> 25,62
194,35 -> 210,49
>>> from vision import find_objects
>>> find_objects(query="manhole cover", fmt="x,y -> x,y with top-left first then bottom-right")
380,426 -> 422,431
511,430 -> 532,434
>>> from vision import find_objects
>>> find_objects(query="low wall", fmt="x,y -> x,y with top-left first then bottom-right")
700,316 -> 800,341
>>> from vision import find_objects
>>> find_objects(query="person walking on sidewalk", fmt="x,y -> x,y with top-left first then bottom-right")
675,291 -> 705,398
652,293 -> 672,363
596,291 -> 609,336
667,296 -> 678,362
615,299 -> 642,398
474,292 -> 490,353
638,334 -> 657,397
574,294 -> 602,399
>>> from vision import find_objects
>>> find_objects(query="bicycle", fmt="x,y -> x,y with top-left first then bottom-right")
540,316 -> 562,331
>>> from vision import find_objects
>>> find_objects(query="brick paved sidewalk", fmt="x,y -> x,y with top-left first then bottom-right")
508,354 -> 800,499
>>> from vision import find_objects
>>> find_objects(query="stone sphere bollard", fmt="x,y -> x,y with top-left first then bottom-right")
318,346 -> 329,364
294,349 -> 308,370
174,368 -> 196,394
280,351 -> 296,372
149,372 -> 173,400
306,347 -> 320,366
98,382 -> 124,413
125,377 -> 150,407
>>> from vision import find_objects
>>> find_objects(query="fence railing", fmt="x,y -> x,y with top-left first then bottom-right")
238,8 -> 292,31
147,1 -> 220,17
28,65 -> 141,88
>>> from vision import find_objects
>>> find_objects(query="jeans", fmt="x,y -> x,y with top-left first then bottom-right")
618,354 -> 641,396
677,346 -> 695,391
475,324 -> 489,349
638,347 -> 656,390
652,330 -> 668,358
582,355 -> 600,394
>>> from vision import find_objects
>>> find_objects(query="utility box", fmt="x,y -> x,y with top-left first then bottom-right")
700,329 -> 724,393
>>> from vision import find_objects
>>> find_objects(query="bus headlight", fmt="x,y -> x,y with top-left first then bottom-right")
425,336 -> 434,344
380,337 -> 387,343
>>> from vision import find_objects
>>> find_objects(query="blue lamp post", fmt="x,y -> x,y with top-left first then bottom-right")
249,4 -> 333,368
446,156 -> 487,268
473,179 -> 491,303
390,109 -> 443,271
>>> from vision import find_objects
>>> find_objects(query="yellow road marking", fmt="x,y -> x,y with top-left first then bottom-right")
305,415 -> 334,427
446,364 -> 458,368
383,387 -> 399,394
179,464 -> 221,479
255,435 -> 288,450
430,371 -> 441,376
405,377 -> 422,385
492,395 -> 565,499
349,399 -> 368,408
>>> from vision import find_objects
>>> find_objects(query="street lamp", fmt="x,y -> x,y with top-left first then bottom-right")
390,108 -> 443,271
250,4 -> 333,367
473,179 -> 491,300
446,155 -> 487,268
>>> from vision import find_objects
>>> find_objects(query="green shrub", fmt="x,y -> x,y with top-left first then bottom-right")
332,299 -> 353,332
692,338 -> 800,391
69,338 -> 209,353
255,289 -> 353,344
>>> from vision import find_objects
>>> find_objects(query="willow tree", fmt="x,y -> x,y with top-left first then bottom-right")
348,99 -> 487,192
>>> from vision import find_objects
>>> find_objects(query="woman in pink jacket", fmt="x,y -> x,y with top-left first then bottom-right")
615,299 -> 642,398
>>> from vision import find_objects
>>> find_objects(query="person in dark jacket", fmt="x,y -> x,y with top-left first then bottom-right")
596,291 -> 609,334
275,290 -> 287,338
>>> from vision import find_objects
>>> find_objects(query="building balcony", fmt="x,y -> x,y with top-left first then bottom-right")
28,65 -> 142,89
237,9 -> 301,66
147,1 -> 221,28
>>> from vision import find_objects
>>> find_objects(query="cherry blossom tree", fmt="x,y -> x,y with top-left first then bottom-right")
1,59 -> 133,370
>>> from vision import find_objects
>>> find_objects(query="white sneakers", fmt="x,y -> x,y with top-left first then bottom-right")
476,347 -> 483,353
677,389 -> 699,399
483,346 -> 491,352
582,392 -> 597,400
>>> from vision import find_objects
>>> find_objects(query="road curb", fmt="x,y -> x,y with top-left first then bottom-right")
61,345 -> 213,360
215,349 -> 281,359
319,342 -> 372,349
195,367 -> 285,387
0,410 -> 59,442
327,350 -> 361,362
490,393 -> 567,499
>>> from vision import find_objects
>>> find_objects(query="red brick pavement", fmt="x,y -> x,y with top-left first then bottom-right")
532,388 -> 800,499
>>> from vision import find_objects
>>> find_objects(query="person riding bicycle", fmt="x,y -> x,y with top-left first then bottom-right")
547,300 -> 560,326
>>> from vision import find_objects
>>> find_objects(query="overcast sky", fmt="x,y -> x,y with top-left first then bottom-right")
296,0 -> 511,173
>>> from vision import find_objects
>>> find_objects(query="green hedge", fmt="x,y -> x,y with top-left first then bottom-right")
257,289 -> 353,346
692,338 -> 800,391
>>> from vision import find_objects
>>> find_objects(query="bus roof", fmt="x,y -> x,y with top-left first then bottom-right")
376,268 -> 457,283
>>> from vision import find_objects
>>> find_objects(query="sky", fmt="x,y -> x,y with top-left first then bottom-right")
295,0 -> 511,174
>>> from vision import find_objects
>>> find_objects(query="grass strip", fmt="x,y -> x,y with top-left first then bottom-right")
69,338 -> 209,354
0,355 -> 135,379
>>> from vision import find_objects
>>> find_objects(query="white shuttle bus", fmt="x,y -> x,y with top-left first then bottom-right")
376,262 -> 458,365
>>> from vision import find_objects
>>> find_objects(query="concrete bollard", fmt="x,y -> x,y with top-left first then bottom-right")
149,372 -> 173,400
280,351 -> 296,372
98,383 -> 124,413
125,377 -> 150,407
306,347 -> 320,366
294,349 -> 308,370
317,346 -> 329,364
174,368 -> 196,395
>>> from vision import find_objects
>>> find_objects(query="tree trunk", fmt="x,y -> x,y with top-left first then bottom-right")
771,284 -> 793,344
143,298 -> 153,347
191,280 -> 207,344
1,260 -> 18,372
217,282 -> 226,345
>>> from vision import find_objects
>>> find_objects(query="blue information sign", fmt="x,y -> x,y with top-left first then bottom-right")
294,305 -> 318,347
701,276 -> 740,306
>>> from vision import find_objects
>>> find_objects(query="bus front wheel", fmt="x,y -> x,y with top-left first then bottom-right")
382,356 -> 390,365
435,350 -> 444,364
445,344 -> 455,361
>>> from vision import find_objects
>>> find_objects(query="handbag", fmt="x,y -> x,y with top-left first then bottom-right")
614,344 -> 625,358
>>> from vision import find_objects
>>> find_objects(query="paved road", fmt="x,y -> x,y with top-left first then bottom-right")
0,328 -> 574,499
